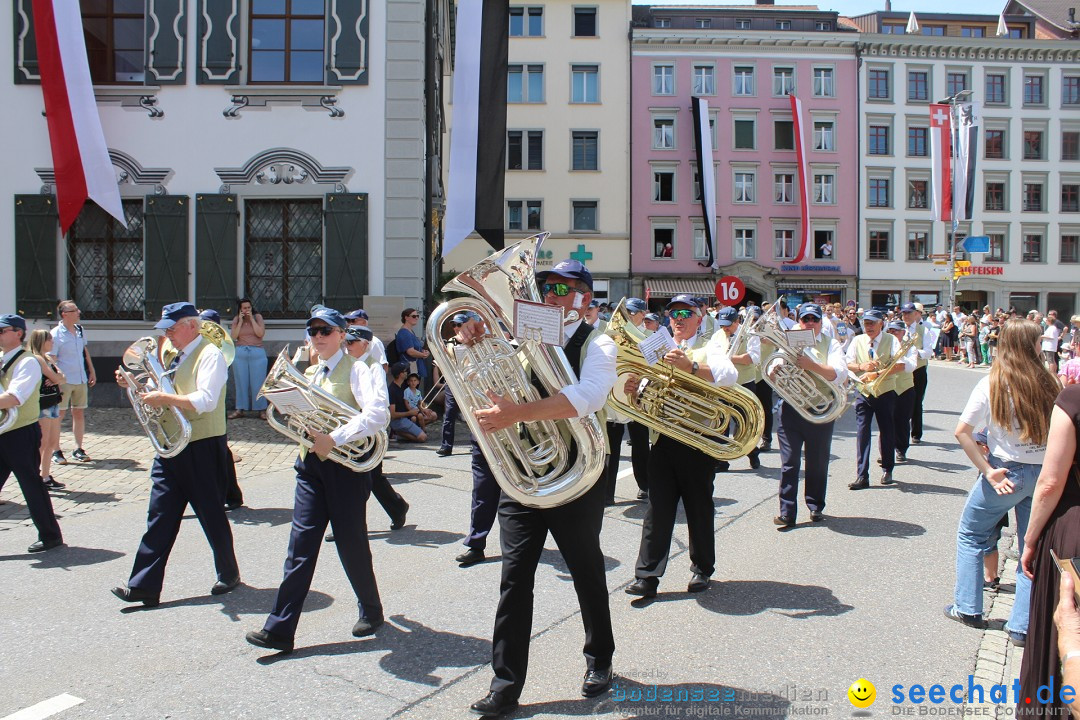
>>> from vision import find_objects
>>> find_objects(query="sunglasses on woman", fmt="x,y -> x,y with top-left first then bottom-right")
541,283 -> 579,298
306,326 -> 338,337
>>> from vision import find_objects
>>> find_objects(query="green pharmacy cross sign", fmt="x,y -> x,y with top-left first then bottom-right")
570,244 -> 593,263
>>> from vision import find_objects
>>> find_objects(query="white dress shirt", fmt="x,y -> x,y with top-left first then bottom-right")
368,336 -> 388,366
845,333 -> 916,372
312,349 -> 390,446
171,336 -> 227,414
700,332 -> 739,386
817,335 -> 850,387
907,320 -> 936,361
0,350 -> 43,405
558,319 -> 617,417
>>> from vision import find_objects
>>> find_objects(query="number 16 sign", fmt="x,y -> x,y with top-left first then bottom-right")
715,276 -> 746,305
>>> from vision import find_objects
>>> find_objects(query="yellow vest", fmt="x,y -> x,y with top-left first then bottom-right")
1,350 -> 40,431
300,354 -> 359,459
728,329 -> 758,386
163,339 -> 226,442
912,323 -> 928,369
853,332 -> 897,397
892,333 -> 915,394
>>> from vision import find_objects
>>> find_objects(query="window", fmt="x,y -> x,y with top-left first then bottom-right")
67,199 -> 143,319
773,67 -> 795,96
653,64 -> 674,95
1062,234 -> 1080,263
774,121 -> 794,150
249,0 -> 326,83
693,65 -> 716,95
654,17 -> 671,28
960,26 -> 984,37
653,168 -> 676,202
1024,131 -> 1044,160
734,172 -> 755,203
572,201 -> 597,231
985,182 -> 1005,211
1064,77 -> 1080,106
774,229 -> 795,259
907,71 -> 928,102
1009,28 -> 1023,38
985,129 -> 1005,159
734,228 -> 755,259
814,229 -> 834,259
735,18 -> 751,30
1024,74 -> 1045,106
908,179 -> 928,209
653,118 -> 675,149
1063,184 -> 1080,213
507,130 -> 543,170
922,26 -> 945,36
1022,233 -> 1043,262
813,67 -> 834,97
882,24 -> 905,34
813,173 -> 835,204
869,125 -> 890,155
985,73 -> 1006,104
734,66 -> 755,96
245,199 -> 323,318
507,200 -> 542,231
869,178 -> 890,207
571,131 -> 598,170
693,226 -> 710,259
813,121 -> 834,151
815,20 -> 831,31
653,226 -> 675,259
573,7 -> 597,37
82,0 -> 145,83
987,233 -> 1006,262
1064,131 -> 1080,161
868,230 -> 890,260
868,69 -> 890,100
774,173 -> 794,203
510,7 -> 544,37
691,164 -> 703,201
1023,182 -> 1043,212
907,230 -> 929,261
695,18 -> 711,29
734,118 -> 755,150
571,65 -> 599,103
775,20 -> 791,30
907,126 -> 927,157
947,72 -> 968,97
507,64 -> 544,103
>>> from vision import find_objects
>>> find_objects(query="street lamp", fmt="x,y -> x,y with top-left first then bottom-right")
936,89 -> 974,311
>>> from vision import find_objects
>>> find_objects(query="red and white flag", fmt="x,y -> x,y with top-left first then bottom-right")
929,103 -> 953,222
33,0 -> 125,234
786,94 -> 810,264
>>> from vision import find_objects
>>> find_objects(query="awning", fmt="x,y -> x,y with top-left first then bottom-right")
775,281 -> 848,290
645,278 -> 718,298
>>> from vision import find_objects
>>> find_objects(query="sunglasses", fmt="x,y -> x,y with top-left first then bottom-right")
0,326 -> 16,334
669,309 -> 696,320
541,283 -> 578,297
408,314 -> 419,319
307,326 -> 338,337
800,316 -> 822,322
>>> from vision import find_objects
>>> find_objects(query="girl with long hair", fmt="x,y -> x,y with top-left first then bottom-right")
28,329 -> 66,490
946,320 -> 1059,645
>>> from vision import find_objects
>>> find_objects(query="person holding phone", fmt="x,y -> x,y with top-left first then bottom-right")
228,298 -> 267,420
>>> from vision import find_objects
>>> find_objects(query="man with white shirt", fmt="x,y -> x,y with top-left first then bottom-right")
716,306 -> 761,471
247,307 -> 390,654
901,302 -> 936,446
344,308 -> 388,370
1041,311 -> 1062,374
111,303 -> 239,606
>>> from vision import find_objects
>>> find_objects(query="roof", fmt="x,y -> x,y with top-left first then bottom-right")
837,16 -> 860,30
1005,0 -> 1079,32
639,4 -> 824,11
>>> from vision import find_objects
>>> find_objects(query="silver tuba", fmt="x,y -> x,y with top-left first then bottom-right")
118,337 -> 192,458
258,346 -> 388,473
747,299 -> 849,424
426,232 -> 606,509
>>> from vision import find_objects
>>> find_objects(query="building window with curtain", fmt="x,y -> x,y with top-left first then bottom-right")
734,66 -> 755,96
734,228 -> 755,259
693,65 -> 716,95
1024,131 -> 1044,160
985,182 -> 1005,211
571,65 -> 599,103
774,173 -> 794,203
572,201 -> 597,232
249,0 -> 326,84
813,173 -> 835,204
813,67 -> 834,97
773,67 -> 795,96
68,200 -> 144,319
571,131 -> 598,170
908,179 -> 928,209
868,230 -> 890,260
734,172 -> 755,203
1022,233 -> 1043,263
907,230 -> 929,261
82,0 -> 145,84
245,199 -> 323,319
773,229 -> 795,260
1062,234 -> 1079,263
813,121 -> 834,151
987,233 -> 1006,262
986,129 -> 1005,159
653,169 -> 676,202
1022,182 -> 1043,212
653,64 -> 674,95
653,118 -> 675,149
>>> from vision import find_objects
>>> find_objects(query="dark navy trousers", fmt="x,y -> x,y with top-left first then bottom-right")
0,422 -> 62,543
464,439 -> 500,550
911,365 -> 929,441
370,461 -> 407,521
855,391 -> 896,481
893,387 -> 916,456
441,386 -> 460,449
777,401 -> 834,521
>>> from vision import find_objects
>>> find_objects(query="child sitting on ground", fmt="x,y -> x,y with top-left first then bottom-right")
404,373 -> 437,425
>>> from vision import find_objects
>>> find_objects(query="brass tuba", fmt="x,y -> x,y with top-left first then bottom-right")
118,337 -> 192,458
258,346 -> 388,473
426,232 -> 606,509
199,320 -> 235,366
852,332 -> 919,398
605,300 -> 764,460
748,299 -> 849,424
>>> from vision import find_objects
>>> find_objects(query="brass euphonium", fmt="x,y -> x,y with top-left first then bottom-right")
748,299 -> 849,424
199,320 -> 235,366
117,337 -> 192,458
426,232 -> 606,509
605,300 -> 764,460
852,332 -> 920,398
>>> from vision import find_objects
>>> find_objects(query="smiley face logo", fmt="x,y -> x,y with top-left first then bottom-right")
848,679 -> 876,709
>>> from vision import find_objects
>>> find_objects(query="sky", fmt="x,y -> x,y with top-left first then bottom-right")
637,0 -> 1001,17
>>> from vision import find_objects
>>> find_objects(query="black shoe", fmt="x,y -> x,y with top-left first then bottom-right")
470,691 -> 518,717
224,500 -> 243,511
582,666 -> 614,697
773,515 -> 794,529
810,510 -> 825,522
28,538 -> 64,553
352,615 -> 384,637
625,577 -> 658,598
984,576 -> 1000,591
43,476 -> 66,490
758,439 -> 772,452
749,454 -> 761,470
714,461 -> 730,473
895,452 -> 907,463
211,576 -> 241,595
848,478 -> 869,490
687,573 -> 710,593
636,490 -> 649,501
456,547 -> 485,566
72,448 -> 90,462
52,450 -> 67,466
111,585 -> 160,607
880,471 -> 895,485
325,532 -> 336,542
943,604 -> 987,629
246,629 -> 294,653
390,500 -> 410,530
435,446 -> 452,457
911,437 -> 922,445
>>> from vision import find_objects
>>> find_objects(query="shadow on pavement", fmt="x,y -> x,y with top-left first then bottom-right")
385,472 -> 442,483
61,491 -> 122,504
915,460 -> 972,473
0,545 -> 125,568
132,585 -> 334,622
371,528 -> 462,547
692,580 -> 854,619
82,459 -> 144,471
823,515 -> 926,538
896,481 -> 969,496
229,507 -> 295,527
539,547 -> 621,577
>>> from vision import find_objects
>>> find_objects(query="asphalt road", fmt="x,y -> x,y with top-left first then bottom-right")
0,363 -> 990,720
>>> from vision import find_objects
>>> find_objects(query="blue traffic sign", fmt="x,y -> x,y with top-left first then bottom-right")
960,236 -> 990,253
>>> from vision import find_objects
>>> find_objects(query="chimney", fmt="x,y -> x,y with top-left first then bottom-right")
885,0 -> 892,10
1070,7 -> 1076,23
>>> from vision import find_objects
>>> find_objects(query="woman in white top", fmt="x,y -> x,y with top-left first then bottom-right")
946,319 -> 1060,645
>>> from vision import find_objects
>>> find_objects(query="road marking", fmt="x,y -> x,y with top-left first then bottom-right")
2,694 -> 84,720
617,467 -> 634,480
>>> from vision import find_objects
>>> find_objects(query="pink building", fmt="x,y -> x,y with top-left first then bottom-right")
631,4 -> 859,308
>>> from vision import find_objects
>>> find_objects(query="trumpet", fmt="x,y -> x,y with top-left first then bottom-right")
118,337 -> 192,458
852,333 -> 919,397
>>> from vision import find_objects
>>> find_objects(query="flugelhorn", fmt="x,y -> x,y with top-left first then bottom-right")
852,332 -> 919,397
117,337 -> 192,458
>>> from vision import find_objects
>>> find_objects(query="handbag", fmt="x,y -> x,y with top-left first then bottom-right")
39,362 -> 63,409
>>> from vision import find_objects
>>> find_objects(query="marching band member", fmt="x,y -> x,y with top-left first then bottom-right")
749,305 -> 775,453
902,302 -> 935,446
606,298 -> 651,502
716,306 -> 761,470
770,304 -> 848,528
463,258 -> 617,717
625,294 -> 737,599
888,319 -> 917,464
112,303 -> 238,606
0,314 -> 64,552
846,309 -> 915,490
247,307 -> 389,654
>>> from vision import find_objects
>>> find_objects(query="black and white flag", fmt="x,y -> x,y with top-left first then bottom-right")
691,97 -> 718,269
953,101 -> 979,222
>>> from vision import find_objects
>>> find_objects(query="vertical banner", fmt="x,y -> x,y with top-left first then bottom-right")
691,97 -> 718,270
443,0 -> 509,255
786,94 -> 811,264
953,102 -> 979,222
929,103 -> 953,223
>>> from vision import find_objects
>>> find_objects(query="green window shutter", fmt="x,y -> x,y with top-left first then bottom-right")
327,3 -> 369,85
195,194 -> 238,315
146,0 -> 186,85
13,0 -> 40,84
143,196 -> 189,320
14,195 -> 58,320
195,0 -> 239,85
324,193 -> 368,310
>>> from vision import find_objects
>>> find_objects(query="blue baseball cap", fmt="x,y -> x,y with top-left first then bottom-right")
798,303 -> 823,320
346,326 -> 373,341
715,307 -> 738,327
154,302 -> 199,330
344,308 -> 369,321
451,313 -> 470,325
666,293 -> 701,310
886,320 -> 906,332
644,313 -> 661,323
0,314 -> 27,332
307,307 -> 347,330
625,298 -> 647,313
536,259 -> 594,291
900,302 -> 917,313
588,300 -> 600,308
863,309 -> 886,323
198,309 -> 221,325
390,361 -> 410,377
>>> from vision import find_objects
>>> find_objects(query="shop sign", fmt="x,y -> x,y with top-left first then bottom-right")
779,264 -> 842,272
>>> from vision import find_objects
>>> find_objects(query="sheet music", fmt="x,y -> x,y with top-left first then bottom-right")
513,300 -> 564,346
261,386 -> 317,416
925,327 -> 941,350
785,328 -> 816,353
638,327 -> 678,365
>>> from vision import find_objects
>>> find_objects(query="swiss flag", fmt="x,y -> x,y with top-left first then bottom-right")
929,104 -> 952,222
